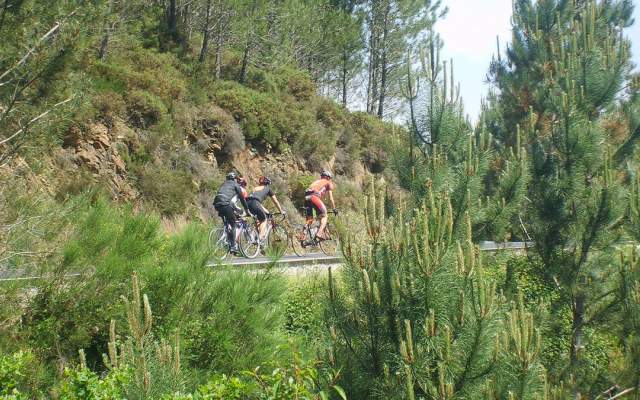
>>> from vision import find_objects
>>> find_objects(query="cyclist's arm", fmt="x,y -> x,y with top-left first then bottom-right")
328,190 -> 336,210
236,186 -> 249,210
271,194 -> 285,214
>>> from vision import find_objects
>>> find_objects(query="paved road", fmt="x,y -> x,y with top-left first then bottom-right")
207,252 -> 340,267
1,242 -> 532,282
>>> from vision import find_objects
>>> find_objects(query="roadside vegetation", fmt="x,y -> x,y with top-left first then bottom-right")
2,0 -> 640,399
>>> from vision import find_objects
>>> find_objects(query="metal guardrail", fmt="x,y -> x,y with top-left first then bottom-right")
1,241 -> 534,282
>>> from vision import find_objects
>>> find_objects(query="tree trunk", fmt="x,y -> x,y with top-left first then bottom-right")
377,50 -> 387,118
214,36 -> 223,79
366,41 -> 373,112
97,0 -> 115,60
376,1 -> 390,119
341,49 -> 348,107
199,0 -> 212,63
239,43 -> 251,83
167,0 -> 178,41
570,291 -> 585,399
98,30 -> 110,61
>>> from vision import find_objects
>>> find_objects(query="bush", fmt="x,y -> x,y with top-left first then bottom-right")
292,124 -> 336,170
277,67 -> 315,101
18,200 -> 292,390
213,82 -> 299,151
0,351 -> 36,397
283,278 -> 324,339
182,270 -> 287,374
91,91 -> 126,126
195,104 -> 245,159
126,90 -> 168,128
137,164 -> 196,216
57,367 -> 131,400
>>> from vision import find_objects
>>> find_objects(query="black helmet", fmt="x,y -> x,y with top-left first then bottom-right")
259,176 -> 272,185
226,172 -> 237,180
320,170 -> 332,179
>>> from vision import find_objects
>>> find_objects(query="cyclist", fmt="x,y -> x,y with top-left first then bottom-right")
234,177 -> 249,210
247,176 -> 285,243
303,170 -> 336,240
213,172 -> 249,254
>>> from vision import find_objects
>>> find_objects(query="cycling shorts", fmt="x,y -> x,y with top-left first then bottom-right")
247,199 -> 267,222
305,194 -> 326,217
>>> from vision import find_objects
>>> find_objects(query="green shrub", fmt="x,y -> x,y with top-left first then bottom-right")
182,270 -> 287,374
292,124 -> 336,170
245,68 -> 279,93
91,91 -> 126,124
57,367 -> 131,400
283,278 -> 324,339
213,82 -> 290,150
0,351 -> 35,397
195,375 -> 248,399
137,164 -> 196,216
276,67 -> 315,101
93,46 -> 187,102
126,90 -> 168,128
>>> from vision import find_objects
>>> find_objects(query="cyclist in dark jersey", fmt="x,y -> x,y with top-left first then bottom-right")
247,176 -> 285,242
213,172 -> 249,253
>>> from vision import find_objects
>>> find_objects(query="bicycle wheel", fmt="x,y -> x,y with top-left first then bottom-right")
266,226 -> 288,257
239,224 -> 260,259
290,224 -> 308,257
209,226 -> 230,260
319,223 -> 340,256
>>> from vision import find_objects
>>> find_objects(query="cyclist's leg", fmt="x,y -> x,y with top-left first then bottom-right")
219,205 -> 237,249
311,196 -> 328,238
301,198 -> 315,240
249,199 -> 267,241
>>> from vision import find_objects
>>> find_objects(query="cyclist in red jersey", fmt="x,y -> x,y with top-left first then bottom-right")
304,170 -> 336,240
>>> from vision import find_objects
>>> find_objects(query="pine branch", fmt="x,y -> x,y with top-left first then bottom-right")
0,97 -> 73,146
0,8 -> 78,85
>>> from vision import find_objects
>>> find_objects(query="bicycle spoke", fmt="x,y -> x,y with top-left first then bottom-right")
209,227 -> 230,260
319,224 -> 340,256
239,224 -> 260,259
266,226 -> 287,258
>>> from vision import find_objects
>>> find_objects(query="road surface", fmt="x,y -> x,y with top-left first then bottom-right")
1,242 -> 532,282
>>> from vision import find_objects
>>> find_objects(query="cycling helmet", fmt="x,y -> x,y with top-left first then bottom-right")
320,170 -> 332,179
237,177 -> 247,187
259,176 -> 272,185
226,171 -> 238,180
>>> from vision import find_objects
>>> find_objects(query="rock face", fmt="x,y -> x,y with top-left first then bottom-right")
64,122 -> 136,200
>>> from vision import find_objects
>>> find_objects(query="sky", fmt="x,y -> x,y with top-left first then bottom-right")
437,0 -> 640,122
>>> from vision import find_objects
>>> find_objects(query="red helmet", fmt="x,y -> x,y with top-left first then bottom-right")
259,176 -> 272,185
237,177 -> 247,187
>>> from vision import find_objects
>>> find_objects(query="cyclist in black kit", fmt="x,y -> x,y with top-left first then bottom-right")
247,176 -> 285,242
213,172 -> 249,253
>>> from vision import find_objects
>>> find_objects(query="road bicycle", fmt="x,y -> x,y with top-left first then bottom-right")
293,209 -> 339,256
239,212 -> 300,258
208,214 -> 258,259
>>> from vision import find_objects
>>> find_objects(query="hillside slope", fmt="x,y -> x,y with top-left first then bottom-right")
9,43 -> 398,219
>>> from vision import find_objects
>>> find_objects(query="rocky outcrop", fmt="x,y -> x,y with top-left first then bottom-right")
63,122 -> 136,200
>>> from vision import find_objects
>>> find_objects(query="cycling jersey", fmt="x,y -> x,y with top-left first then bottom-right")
306,178 -> 334,198
248,185 -> 274,203
304,179 -> 334,218
214,180 -> 248,210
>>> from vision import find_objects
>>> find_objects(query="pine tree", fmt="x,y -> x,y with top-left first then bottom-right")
399,35 -> 530,242
325,181 -> 546,399
487,0 -> 638,396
